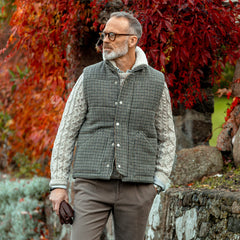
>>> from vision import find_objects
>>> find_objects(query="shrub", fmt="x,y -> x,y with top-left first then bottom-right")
213,63 -> 235,93
0,176 -> 49,240
0,111 -> 13,170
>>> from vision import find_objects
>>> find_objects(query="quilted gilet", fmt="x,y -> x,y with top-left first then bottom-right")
73,61 -> 165,183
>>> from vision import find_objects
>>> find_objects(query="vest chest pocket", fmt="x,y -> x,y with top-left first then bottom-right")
131,131 -> 157,177
74,130 -> 113,174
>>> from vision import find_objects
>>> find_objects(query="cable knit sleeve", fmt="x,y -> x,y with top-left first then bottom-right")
154,82 -> 176,191
50,74 -> 87,188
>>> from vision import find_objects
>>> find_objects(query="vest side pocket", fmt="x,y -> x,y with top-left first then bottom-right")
73,130 -> 112,175
131,131 -> 157,177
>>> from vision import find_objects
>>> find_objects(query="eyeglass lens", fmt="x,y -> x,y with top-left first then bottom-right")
100,32 -> 116,41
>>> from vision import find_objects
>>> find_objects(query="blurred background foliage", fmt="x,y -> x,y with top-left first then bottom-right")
0,0 -> 239,178
0,0 -> 16,23
0,176 -> 49,239
212,63 -> 235,94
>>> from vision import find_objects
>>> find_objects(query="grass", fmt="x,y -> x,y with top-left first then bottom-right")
209,96 -> 232,146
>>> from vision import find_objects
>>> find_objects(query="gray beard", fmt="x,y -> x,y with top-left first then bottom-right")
102,43 -> 128,61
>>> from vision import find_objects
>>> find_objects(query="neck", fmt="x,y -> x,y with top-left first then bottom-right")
114,48 -> 136,72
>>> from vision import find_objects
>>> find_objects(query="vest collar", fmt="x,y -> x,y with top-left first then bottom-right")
105,46 -> 148,73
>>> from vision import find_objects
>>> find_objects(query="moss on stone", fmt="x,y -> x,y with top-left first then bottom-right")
186,164 -> 240,192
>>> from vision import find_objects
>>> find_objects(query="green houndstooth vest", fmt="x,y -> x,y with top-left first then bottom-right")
73,60 -> 165,183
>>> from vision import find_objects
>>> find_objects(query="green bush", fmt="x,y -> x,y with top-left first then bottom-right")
213,62 -> 235,93
13,153 -> 41,178
0,176 -> 49,240
0,111 -> 13,170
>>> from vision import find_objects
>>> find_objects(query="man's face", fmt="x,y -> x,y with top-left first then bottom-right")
102,17 -> 130,61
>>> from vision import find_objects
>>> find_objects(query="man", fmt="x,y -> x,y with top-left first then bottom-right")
49,11 -> 176,240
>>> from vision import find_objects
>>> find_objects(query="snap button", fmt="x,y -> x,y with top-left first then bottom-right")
117,143 -> 120,147
118,164 -> 121,168
112,143 -> 115,147
115,81 -> 118,84
106,164 -> 110,168
115,102 -> 118,106
116,122 -> 120,126
119,101 -> 123,105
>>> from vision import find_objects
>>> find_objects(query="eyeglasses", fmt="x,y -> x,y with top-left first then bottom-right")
99,32 -> 135,41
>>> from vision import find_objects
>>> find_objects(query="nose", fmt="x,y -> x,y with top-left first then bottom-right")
102,34 -> 110,43
103,37 -> 110,43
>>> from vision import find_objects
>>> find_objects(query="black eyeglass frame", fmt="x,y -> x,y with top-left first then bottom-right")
99,32 -> 136,41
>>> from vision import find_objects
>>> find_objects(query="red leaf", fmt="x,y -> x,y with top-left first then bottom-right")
160,52 -> 166,66
164,20 -> 173,32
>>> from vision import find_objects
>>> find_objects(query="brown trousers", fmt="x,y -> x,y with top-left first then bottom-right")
71,178 -> 157,240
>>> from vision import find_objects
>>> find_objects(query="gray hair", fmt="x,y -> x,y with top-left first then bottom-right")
110,11 -> 142,43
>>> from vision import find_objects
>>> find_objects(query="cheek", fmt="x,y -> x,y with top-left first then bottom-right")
117,42 -> 126,50
114,40 -> 124,48
113,42 -> 120,48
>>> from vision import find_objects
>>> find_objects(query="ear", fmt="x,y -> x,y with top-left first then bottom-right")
129,36 -> 138,48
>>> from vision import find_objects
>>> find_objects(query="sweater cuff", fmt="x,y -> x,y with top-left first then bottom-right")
49,178 -> 68,189
50,185 -> 67,190
153,174 -> 171,191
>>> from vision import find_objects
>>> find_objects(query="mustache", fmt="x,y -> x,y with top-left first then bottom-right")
95,39 -> 113,53
103,42 -> 112,48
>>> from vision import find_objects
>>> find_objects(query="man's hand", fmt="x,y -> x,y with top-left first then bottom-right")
49,188 -> 68,215
153,184 -> 162,194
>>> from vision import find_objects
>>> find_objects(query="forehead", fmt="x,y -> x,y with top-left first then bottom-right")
104,17 -> 129,33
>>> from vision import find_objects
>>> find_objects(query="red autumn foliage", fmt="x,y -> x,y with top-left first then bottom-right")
130,0 -> 240,108
0,0 -> 83,175
225,97 -> 240,122
0,0 -> 240,177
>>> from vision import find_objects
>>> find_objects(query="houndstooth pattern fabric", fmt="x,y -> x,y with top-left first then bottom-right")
72,61 -> 165,183
50,47 -> 176,190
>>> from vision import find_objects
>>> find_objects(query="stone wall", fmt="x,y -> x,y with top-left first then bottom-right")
47,187 -> 240,240
146,188 -> 240,240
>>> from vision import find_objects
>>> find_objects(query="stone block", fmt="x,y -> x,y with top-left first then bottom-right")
233,127 -> 240,167
232,201 -> 240,214
217,122 -> 234,152
228,217 -> 240,233
171,146 -> 223,186
209,205 -> 221,219
173,109 -> 212,151
175,208 -> 198,240
199,222 -> 209,238
232,82 -> 240,97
